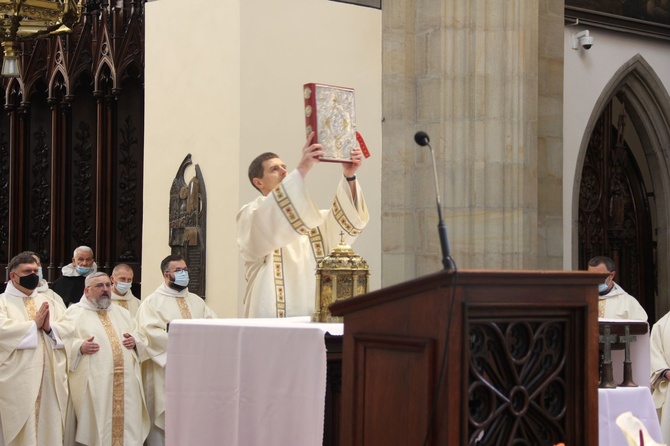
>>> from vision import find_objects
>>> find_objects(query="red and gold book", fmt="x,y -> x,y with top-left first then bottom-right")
303,83 -> 357,163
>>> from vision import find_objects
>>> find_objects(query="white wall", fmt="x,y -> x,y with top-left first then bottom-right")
144,0 -> 382,317
563,27 -> 670,269
144,0 -> 241,316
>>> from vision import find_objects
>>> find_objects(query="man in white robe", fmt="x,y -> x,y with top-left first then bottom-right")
0,253 -> 72,446
237,132 -> 369,318
136,254 -> 217,446
63,272 -> 149,446
651,311 -> 670,444
110,263 -> 140,317
587,255 -> 647,320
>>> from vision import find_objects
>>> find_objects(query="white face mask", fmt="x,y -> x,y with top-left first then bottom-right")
115,281 -> 132,295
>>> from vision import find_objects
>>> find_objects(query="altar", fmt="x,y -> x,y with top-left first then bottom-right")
597,319 -> 663,445
164,316 -> 664,445
164,318 -> 342,446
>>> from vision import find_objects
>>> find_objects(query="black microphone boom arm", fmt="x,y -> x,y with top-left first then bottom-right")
414,131 -> 457,272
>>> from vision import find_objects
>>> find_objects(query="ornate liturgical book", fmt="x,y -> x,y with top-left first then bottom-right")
303,83 -> 357,163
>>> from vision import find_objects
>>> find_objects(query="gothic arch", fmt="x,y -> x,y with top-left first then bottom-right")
572,54 -> 670,317
47,38 -> 70,100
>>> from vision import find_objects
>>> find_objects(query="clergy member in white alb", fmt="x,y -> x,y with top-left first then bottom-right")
237,132 -> 369,318
0,252 -> 72,446
136,254 -> 217,446
63,272 -> 149,446
587,256 -> 648,320
110,263 -> 140,317
22,251 -> 67,311
651,311 -> 670,444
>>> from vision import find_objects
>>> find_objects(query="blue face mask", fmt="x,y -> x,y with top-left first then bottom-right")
76,266 -> 92,276
598,282 -> 609,295
115,281 -> 132,295
37,267 -> 43,282
173,270 -> 190,287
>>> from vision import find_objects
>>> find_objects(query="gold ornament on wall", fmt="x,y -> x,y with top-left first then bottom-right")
0,0 -> 82,77
313,233 -> 369,323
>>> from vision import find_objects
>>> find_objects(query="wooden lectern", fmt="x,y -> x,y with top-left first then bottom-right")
330,270 -> 600,445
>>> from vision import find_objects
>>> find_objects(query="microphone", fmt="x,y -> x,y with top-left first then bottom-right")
414,131 -> 457,272
414,131 -> 430,147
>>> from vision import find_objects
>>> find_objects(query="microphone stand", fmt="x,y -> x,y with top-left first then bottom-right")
425,138 -> 457,272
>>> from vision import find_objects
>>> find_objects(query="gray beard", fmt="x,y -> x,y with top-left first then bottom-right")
95,297 -> 112,310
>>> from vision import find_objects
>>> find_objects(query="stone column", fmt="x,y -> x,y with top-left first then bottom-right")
382,0 -> 564,284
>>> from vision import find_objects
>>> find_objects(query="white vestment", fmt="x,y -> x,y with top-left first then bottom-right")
136,284 -> 216,444
111,289 -> 140,317
651,311 -> 670,444
63,298 -> 149,446
0,282 -> 72,446
36,280 -> 66,311
237,170 -> 369,318
599,282 -> 648,321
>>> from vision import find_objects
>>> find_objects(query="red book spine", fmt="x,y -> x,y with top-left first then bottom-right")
304,83 -> 319,142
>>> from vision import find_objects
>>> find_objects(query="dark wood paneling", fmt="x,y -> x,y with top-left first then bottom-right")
331,270 -> 600,446
0,0 -> 145,290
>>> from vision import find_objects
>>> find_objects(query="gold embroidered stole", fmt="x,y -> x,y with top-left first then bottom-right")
272,249 -> 286,318
116,300 -> 128,311
23,297 -> 46,440
175,297 -> 192,319
598,300 -> 606,318
97,310 -> 125,445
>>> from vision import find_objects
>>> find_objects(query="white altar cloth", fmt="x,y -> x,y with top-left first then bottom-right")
165,318 -> 342,446
599,387 -> 663,446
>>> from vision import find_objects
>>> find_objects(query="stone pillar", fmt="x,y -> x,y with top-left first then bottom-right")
382,0 -> 564,285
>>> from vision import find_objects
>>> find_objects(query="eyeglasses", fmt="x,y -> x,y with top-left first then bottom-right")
168,268 -> 189,273
88,283 -> 112,289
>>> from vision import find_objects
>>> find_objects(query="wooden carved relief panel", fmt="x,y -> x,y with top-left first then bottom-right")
0,0 -> 145,290
578,100 -> 655,319
169,155 -> 206,299
468,319 -> 568,444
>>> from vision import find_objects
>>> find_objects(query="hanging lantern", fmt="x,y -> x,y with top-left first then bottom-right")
0,0 -> 82,77
313,235 -> 369,323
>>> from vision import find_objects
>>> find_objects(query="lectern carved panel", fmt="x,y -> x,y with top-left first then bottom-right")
468,320 -> 567,445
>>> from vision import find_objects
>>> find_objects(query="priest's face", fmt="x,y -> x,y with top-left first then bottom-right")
73,248 -> 95,268
254,158 -> 287,196
111,267 -> 134,294
9,261 -> 39,294
163,260 -> 188,285
85,275 -> 112,310
587,262 -> 615,293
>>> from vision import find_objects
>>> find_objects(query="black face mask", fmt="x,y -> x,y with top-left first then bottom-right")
17,273 -> 40,291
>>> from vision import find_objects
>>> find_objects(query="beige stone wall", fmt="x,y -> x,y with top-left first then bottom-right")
538,0 -> 565,270
382,0 -> 564,285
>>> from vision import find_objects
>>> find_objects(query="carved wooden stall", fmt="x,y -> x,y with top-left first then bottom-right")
330,270 -> 600,445
0,0 -> 145,289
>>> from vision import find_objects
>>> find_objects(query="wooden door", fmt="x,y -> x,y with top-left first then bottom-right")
578,100 -> 655,320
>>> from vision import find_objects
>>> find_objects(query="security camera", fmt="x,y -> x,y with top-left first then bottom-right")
572,30 -> 594,50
